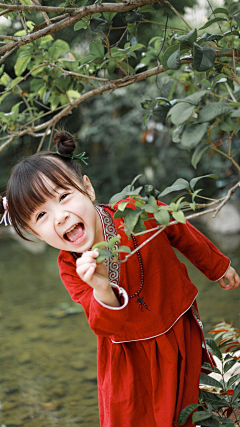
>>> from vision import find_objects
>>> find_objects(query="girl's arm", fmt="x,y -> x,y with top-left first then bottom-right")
58,250 -> 129,337
161,219 -> 239,286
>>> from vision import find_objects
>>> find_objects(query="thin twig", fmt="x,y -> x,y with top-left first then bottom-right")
163,0 -> 192,30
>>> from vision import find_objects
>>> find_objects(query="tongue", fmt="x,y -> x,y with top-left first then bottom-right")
66,224 -> 84,242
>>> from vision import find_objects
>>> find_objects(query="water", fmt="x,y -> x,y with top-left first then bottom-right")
0,229 -> 240,427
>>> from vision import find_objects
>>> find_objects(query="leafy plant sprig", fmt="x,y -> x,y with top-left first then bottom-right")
92,234 -> 131,263
109,174 -> 219,237
178,323 -> 240,426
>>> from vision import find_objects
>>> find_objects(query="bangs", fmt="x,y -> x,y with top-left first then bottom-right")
7,154 -> 86,240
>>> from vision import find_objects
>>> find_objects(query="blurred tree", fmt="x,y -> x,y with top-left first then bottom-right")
0,0 -> 239,206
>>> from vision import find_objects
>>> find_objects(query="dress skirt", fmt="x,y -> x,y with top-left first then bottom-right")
97,308 -> 202,427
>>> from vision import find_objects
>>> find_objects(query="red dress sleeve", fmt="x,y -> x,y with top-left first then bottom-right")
58,250 -> 129,336
163,220 -> 230,281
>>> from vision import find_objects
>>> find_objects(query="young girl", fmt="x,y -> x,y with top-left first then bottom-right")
1,130 -> 240,427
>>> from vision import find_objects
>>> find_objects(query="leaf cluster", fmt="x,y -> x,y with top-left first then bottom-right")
178,324 -> 240,426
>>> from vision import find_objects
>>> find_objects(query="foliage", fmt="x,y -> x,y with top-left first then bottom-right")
0,0 -> 239,173
178,321 -> 240,427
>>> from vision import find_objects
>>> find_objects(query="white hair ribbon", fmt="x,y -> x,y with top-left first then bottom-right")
0,196 -> 12,226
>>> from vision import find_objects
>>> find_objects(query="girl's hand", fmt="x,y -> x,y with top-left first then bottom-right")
76,250 -> 120,307
218,266 -> 240,290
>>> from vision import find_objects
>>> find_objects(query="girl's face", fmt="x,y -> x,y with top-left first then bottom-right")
27,176 -> 104,252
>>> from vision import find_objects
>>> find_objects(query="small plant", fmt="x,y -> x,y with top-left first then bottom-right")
178,322 -> 240,426
92,234 -> 131,263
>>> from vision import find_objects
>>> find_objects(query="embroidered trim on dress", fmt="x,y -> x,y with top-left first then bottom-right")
95,205 -> 120,286
191,303 -> 203,329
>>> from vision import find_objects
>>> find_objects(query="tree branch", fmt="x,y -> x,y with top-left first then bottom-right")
0,58 -> 193,153
120,182 -> 240,263
0,0 -> 159,59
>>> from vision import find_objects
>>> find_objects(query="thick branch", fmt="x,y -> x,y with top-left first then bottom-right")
0,0 -> 158,58
0,58 -> 193,153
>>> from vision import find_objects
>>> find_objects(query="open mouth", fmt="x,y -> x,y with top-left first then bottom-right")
64,222 -> 85,243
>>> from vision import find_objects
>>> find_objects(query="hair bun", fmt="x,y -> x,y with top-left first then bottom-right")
54,130 -> 76,157
0,195 -> 5,215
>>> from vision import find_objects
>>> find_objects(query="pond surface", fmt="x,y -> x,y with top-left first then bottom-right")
0,227 -> 240,427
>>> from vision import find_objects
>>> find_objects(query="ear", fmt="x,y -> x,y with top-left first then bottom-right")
83,175 -> 96,202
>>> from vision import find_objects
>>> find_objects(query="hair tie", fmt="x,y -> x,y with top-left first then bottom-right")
0,196 -> 12,226
56,151 -> 88,165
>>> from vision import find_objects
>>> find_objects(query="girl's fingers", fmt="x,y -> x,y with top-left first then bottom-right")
218,272 -> 240,290
76,261 -> 96,279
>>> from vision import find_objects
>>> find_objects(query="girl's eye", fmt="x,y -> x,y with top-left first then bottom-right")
36,212 -> 45,221
60,193 -> 69,201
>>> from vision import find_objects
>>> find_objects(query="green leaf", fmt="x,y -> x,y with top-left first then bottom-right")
30,78 -> 43,92
192,411 -> 212,423
66,90 -> 81,100
224,359 -> 238,374
14,55 -> 31,76
43,90 -> 52,105
90,18 -> 110,32
219,116 -> 234,132
144,195 -> 158,213
159,178 -> 190,197
198,102 -> 232,123
177,403 -> 200,425
200,372 -> 223,388
233,13 -> 240,28
192,142 -> 209,169
74,18 -> 89,31
172,125 -> 184,143
139,4 -> 155,13
90,41 -> 105,58
231,381 -> 240,402
192,43 -> 216,72
172,211 -> 186,224
95,248 -> 112,263
48,40 -> 70,59
167,46 -> 181,70
154,209 -> 170,225
210,7 -> 229,15
201,390 -> 227,407
118,201 -> 129,212
40,35 -> 54,45
205,338 -> 223,360
162,44 -> 179,71
168,102 -> 195,125
182,89 -> 210,106
117,246 -> 131,254
175,28 -> 197,44
0,73 -> 10,87
181,122 -> 209,149
153,104 -> 170,119
11,101 -> 22,121
199,17 -> 228,30
103,11 -> 117,21
130,174 -> 142,190
125,209 -> 142,232
227,373 -> 240,388
231,108 -> 240,118
190,174 -> 219,191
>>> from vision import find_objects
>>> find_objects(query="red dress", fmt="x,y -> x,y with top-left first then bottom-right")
58,204 -> 230,427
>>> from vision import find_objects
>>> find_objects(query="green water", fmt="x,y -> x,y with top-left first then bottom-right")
0,230 -> 240,427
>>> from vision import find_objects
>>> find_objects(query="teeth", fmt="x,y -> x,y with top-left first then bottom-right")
66,224 -> 77,234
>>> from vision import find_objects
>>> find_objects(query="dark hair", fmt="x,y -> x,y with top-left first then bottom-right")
6,130 -> 88,240
0,195 -> 4,215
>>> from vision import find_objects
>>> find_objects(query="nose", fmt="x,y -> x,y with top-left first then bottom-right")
55,208 -> 69,225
